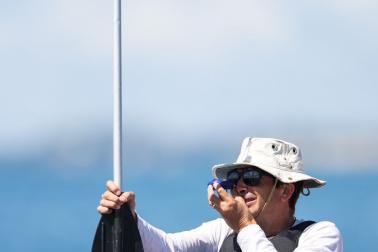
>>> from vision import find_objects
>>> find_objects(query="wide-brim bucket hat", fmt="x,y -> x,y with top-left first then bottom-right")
212,137 -> 326,188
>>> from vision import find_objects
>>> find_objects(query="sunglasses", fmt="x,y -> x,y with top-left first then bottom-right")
226,168 -> 271,187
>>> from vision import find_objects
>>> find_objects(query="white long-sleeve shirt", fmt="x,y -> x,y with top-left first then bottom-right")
137,216 -> 343,252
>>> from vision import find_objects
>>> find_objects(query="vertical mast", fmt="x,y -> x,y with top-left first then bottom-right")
113,0 -> 122,189
113,1 -> 123,252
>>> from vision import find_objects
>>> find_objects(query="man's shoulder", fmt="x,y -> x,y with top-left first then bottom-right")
300,220 -> 340,233
297,220 -> 343,250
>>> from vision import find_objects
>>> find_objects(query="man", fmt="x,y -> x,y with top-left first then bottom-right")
98,137 -> 343,251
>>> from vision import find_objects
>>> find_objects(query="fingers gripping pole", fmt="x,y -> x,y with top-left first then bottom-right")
113,0 -> 122,189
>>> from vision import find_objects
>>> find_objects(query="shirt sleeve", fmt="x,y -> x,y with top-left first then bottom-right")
236,221 -> 343,252
237,224 -> 278,251
137,216 -> 232,252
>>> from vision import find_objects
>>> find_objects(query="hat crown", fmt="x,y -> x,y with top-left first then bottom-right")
212,137 -> 325,188
236,137 -> 304,173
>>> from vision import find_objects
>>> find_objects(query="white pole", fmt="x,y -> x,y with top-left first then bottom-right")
113,0 -> 122,190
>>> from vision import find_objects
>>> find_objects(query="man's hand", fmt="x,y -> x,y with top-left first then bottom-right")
97,180 -> 137,220
208,182 -> 255,232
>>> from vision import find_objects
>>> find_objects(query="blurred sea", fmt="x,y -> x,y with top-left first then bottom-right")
0,155 -> 376,252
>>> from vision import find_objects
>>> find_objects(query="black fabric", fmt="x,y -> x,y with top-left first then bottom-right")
92,204 -> 144,252
269,221 -> 315,252
219,231 -> 242,252
219,221 -> 315,252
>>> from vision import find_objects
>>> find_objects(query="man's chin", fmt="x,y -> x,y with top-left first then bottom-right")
247,205 -> 261,217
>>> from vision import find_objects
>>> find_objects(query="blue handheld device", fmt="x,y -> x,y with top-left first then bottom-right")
207,178 -> 234,190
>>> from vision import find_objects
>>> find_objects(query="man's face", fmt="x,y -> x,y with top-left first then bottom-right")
231,168 -> 277,218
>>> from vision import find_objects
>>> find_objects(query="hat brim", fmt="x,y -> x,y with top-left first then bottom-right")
212,163 -> 326,188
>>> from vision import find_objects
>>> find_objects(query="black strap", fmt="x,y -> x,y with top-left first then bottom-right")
269,221 -> 315,252
219,232 -> 242,252
219,221 -> 315,252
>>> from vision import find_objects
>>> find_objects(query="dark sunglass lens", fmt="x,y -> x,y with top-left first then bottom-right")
227,171 -> 240,181
242,170 -> 261,186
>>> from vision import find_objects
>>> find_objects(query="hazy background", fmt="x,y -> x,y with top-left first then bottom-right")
1,0 -> 377,251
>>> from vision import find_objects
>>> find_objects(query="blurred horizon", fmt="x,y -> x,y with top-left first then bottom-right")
1,151 -> 377,251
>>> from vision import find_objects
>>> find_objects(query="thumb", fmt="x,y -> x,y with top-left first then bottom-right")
234,196 -> 246,205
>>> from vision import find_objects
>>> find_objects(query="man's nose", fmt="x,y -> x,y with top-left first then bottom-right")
235,180 -> 248,196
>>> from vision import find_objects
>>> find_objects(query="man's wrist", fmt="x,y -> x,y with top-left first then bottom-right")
237,219 -> 256,232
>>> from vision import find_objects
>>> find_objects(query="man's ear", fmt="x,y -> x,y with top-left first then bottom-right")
281,183 -> 295,202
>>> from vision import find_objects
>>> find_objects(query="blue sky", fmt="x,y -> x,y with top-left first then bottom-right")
1,0 -> 378,251
1,0 -> 377,170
